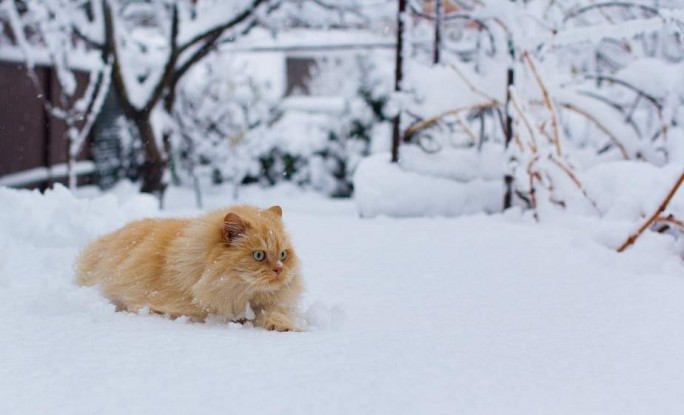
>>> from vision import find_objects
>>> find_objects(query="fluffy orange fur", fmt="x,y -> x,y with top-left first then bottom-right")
76,205 -> 304,331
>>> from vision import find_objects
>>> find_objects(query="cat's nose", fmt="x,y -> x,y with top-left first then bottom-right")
273,266 -> 283,275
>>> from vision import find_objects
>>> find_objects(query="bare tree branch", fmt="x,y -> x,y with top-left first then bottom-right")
564,2 -> 660,23
558,102 -> 630,159
143,3 -> 179,115
177,0 -> 270,54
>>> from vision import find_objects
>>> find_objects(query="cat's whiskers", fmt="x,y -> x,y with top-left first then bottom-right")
236,277 -> 260,305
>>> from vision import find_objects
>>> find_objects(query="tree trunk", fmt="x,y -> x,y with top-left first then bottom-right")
133,115 -> 167,198
163,85 -> 181,186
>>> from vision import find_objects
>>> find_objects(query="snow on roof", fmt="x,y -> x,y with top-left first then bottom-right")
281,96 -> 347,114
221,28 -> 395,55
0,45 -> 103,71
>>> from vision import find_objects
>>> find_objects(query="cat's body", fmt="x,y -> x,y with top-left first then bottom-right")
76,205 -> 303,331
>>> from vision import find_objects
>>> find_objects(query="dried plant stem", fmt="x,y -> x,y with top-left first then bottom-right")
404,102 -> 499,140
559,102 -> 630,159
448,63 -> 500,104
548,155 -> 601,214
508,89 -> 537,152
511,120 -> 525,152
618,172 -> 684,252
654,215 -> 684,230
523,52 -> 562,156
543,171 -> 567,209
527,155 -> 541,221
456,117 -> 477,142
404,60 -> 502,142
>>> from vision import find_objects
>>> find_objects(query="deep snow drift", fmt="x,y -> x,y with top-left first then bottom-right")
1,184 -> 684,414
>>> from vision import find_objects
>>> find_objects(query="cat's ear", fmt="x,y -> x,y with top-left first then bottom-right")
223,212 -> 246,243
267,205 -> 282,218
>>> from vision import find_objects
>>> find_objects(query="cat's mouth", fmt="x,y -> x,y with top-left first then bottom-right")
238,272 -> 289,291
262,272 -> 289,288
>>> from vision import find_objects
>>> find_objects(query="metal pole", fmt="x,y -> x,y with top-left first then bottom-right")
503,36 -> 516,209
433,0 -> 442,64
391,0 -> 407,163
44,67 -> 53,190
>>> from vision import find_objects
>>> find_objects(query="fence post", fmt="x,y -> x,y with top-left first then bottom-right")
503,37 -> 515,209
433,0 -> 442,64
391,0 -> 407,163
43,67 -> 53,190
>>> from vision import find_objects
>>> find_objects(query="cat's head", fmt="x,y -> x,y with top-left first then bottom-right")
217,205 -> 300,291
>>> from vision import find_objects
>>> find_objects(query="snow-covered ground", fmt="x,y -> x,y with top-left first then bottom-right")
1,183 -> 684,414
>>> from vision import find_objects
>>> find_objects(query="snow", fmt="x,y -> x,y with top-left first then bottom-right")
0,161 -> 96,187
281,96 -> 348,114
583,161 -> 684,221
1,184 -> 684,414
547,15 -> 667,47
398,145 -> 506,182
0,44 -> 103,72
616,58 -> 684,99
402,61 -> 504,119
221,28 -> 395,54
555,89 -> 643,159
354,149 -> 684,223
267,111 -> 332,155
178,1 -> 256,47
354,153 -> 503,217
0,1 -> 103,71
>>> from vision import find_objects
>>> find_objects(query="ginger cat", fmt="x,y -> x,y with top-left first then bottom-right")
76,205 -> 303,331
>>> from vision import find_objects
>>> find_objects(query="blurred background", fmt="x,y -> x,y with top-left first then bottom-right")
0,0 -> 682,218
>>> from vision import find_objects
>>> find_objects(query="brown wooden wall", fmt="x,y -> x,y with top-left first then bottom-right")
0,62 -> 48,175
0,61 -> 93,187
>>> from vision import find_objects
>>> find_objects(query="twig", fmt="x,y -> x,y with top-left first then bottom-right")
558,102 -> 630,159
618,172 -> 684,252
654,215 -> 684,231
564,2 -> 660,23
584,75 -> 662,111
585,74 -> 669,140
573,90 -> 642,137
448,63 -> 500,104
523,51 -> 562,156
526,154 -> 541,221
455,117 -> 477,143
543,171 -> 567,209
403,102 -> 499,141
548,155 -> 601,214
508,89 -> 537,152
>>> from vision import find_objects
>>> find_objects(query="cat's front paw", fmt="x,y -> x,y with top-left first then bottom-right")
257,310 -> 302,332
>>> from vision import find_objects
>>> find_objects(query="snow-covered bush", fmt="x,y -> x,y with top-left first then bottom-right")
353,0 -> 684,250
271,54 -> 393,197
166,50 -> 392,200
169,54 -> 281,199
382,0 -> 684,217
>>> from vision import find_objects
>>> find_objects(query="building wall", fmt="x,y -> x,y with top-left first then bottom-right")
0,62 -> 48,176
0,61 -> 93,188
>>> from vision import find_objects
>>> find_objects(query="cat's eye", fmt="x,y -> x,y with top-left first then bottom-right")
253,250 -> 266,262
279,250 -> 288,260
